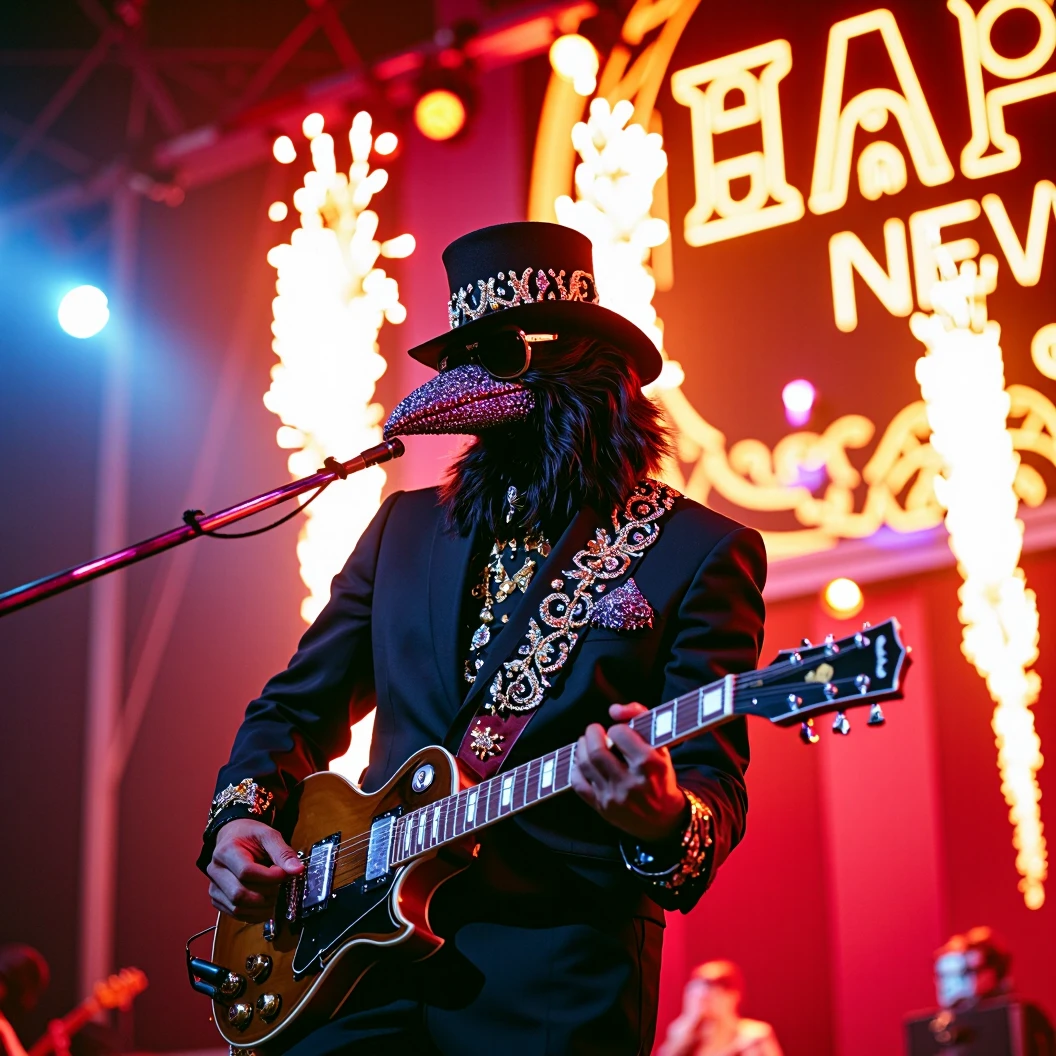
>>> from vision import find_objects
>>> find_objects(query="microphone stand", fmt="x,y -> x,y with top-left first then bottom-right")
0,438 -> 404,618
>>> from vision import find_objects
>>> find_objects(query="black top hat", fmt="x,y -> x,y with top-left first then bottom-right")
406,221 -> 663,385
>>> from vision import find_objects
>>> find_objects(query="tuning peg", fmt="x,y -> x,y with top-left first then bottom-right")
832,711 -> 851,735
854,631 -> 870,648
867,703 -> 886,726
824,633 -> 839,655
855,674 -> 871,694
800,719 -> 819,745
801,637 -> 813,647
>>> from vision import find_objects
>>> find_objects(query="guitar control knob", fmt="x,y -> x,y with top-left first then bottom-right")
832,712 -> 851,735
867,703 -> 886,726
800,720 -> 819,745
227,1002 -> 253,1031
245,954 -> 272,983
219,972 -> 246,1000
256,992 -> 282,1022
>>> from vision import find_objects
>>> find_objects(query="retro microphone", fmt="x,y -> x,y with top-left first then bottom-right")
0,439 -> 404,617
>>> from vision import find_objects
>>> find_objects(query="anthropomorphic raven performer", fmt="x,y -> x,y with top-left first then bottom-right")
200,222 -> 767,1055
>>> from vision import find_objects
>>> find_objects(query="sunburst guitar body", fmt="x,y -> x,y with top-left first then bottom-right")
191,618 -> 911,1053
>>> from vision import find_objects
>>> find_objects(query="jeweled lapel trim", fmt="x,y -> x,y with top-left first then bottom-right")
485,479 -> 679,714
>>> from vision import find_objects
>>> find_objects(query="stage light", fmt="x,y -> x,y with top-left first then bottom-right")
782,379 -> 817,426
549,33 -> 599,96
374,131 -> 398,156
301,112 -> 325,139
267,201 -> 288,222
58,285 -> 109,338
823,577 -> 864,617
414,88 -> 467,141
273,135 -> 297,164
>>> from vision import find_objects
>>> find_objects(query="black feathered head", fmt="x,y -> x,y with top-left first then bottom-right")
385,336 -> 670,540
383,222 -> 669,539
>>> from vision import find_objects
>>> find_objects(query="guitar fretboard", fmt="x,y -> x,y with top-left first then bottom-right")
388,675 -> 735,866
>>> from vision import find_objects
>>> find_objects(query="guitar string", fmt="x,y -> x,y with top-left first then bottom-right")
319,665 -> 877,866
324,671 -> 876,875
307,637 -> 883,870
323,645 -> 877,862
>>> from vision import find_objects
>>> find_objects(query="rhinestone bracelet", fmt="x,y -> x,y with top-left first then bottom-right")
620,789 -> 713,890
206,778 -> 274,829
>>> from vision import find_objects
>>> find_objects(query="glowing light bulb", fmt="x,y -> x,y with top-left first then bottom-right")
302,112 -> 325,139
823,577 -> 864,618
374,131 -> 398,156
414,89 -> 466,141
58,285 -> 109,338
268,201 -> 289,222
273,135 -> 297,164
782,379 -> 817,427
549,33 -> 599,96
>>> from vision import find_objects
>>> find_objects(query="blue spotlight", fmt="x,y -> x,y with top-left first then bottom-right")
58,285 -> 110,338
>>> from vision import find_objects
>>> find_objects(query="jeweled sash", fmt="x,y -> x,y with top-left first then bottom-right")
456,479 -> 679,779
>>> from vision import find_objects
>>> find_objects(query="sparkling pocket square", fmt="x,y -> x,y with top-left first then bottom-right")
590,577 -> 655,631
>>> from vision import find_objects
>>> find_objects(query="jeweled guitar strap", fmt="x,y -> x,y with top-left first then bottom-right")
456,479 -> 680,779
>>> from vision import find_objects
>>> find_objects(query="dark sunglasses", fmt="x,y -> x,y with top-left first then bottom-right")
439,329 -> 557,380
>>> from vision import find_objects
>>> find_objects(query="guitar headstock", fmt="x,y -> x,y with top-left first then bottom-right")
93,967 -> 148,1011
734,618 -> 910,739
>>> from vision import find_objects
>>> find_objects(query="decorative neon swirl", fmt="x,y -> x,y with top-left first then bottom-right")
265,110 -> 413,782
911,248 -> 1046,908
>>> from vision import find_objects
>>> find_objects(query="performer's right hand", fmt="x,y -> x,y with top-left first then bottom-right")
207,819 -> 304,921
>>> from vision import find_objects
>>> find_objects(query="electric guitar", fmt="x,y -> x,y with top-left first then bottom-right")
192,618 -> 910,1053
24,968 -> 148,1056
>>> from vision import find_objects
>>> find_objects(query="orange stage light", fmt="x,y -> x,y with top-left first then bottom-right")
414,88 -> 467,141
822,577 -> 864,618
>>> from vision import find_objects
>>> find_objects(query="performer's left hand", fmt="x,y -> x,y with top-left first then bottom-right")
572,702 -> 687,843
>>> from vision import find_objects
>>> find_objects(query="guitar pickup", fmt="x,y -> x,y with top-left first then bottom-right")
363,807 -> 401,891
300,832 -> 340,918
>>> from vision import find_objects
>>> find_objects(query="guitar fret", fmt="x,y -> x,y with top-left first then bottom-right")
541,753 -> 555,792
652,703 -> 674,745
525,759 -> 540,804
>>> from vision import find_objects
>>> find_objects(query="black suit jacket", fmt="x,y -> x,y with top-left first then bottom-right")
201,486 -> 767,914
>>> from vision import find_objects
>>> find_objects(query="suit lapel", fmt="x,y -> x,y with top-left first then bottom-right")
426,516 -> 477,718
443,502 -> 606,747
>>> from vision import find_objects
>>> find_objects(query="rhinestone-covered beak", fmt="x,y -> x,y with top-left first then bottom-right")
383,363 -> 535,439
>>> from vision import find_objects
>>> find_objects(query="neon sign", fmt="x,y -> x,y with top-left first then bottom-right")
531,0 -> 1056,907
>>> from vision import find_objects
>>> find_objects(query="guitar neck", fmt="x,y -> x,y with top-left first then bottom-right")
25,999 -> 98,1056
389,675 -> 735,866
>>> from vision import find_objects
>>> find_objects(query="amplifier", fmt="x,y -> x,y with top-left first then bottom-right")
905,1000 -> 1054,1056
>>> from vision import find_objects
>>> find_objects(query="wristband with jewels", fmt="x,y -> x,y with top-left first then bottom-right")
206,778 -> 274,829
619,789 -> 713,890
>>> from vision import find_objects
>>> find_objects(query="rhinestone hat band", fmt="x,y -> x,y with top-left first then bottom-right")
447,267 -> 599,330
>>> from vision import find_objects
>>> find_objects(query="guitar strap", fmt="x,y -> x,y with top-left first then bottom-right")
456,479 -> 680,779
